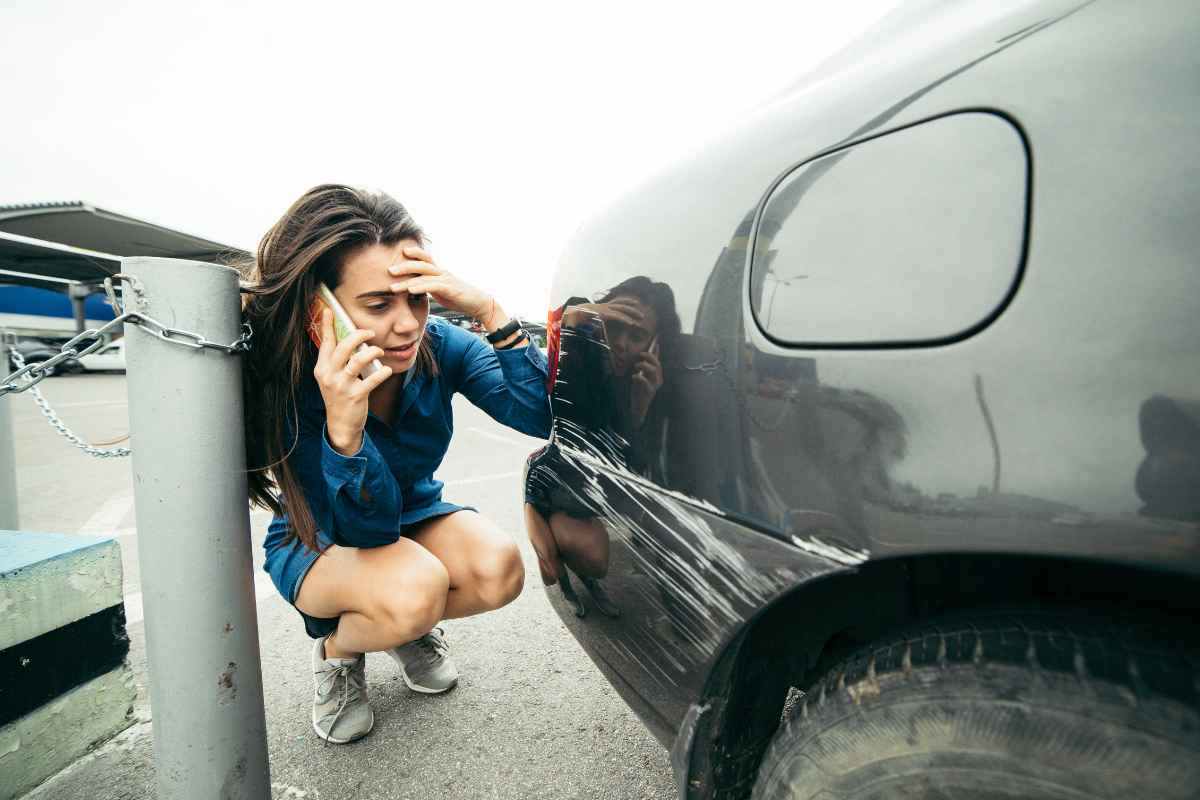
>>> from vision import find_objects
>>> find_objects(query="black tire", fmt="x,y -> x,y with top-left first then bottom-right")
752,610 -> 1200,800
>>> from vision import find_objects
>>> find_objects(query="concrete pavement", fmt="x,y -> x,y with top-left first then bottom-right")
10,373 -> 675,800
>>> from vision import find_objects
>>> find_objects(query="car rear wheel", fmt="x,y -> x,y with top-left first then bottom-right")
751,610 -> 1200,800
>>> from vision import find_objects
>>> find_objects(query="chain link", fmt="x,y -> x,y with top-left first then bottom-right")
1,279 -> 252,456
130,315 -> 253,354
1,314 -> 251,397
2,313 -> 130,394
9,347 -> 132,458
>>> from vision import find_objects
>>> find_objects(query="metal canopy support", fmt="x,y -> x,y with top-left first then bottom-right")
68,283 -> 91,335
0,338 -> 17,529
121,257 -> 270,799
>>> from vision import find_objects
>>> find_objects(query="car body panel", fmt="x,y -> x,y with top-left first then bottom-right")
524,0 -> 1200,775
527,443 -> 853,744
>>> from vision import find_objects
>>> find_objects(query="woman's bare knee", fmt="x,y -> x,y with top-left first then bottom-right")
319,539 -> 446,645
471,541 -> 525,610
372,553 -> 448,642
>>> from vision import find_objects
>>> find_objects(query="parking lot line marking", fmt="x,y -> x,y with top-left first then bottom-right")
465,426 -> 535,448
124,572 -> 276,626
79,493 -> 135,535
443,470 -> 520,486
10,399 -> 128,421
43,399 -> 128,409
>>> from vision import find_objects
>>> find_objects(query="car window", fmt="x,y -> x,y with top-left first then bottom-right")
750,111 -> 1028,346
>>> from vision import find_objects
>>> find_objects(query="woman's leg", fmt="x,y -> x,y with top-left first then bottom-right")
407,510 -> 525,619
547,513 -> 610,579
295,537 -> 449,658
523,503 -> 566,585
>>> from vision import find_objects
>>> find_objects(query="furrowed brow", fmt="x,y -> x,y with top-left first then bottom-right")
354,290 -> 397,300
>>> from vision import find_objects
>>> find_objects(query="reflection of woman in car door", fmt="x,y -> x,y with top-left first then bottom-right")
524,277 -> 680,617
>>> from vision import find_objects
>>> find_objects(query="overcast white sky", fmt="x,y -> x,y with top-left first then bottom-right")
1,0 -> 898,317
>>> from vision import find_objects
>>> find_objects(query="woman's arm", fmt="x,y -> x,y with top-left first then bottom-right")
454,326 -> 552,439
290,408 -> 404,548
300,308 -> 404,547
384,246 -> 552,437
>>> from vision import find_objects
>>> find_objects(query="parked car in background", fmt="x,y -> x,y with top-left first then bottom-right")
5,338 -> 78,376
523,1 -> 1200,798
76,338 -> 125,373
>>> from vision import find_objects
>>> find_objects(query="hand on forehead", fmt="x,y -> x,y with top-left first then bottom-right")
609,294 -> 658,334
340,240 -> 424,293
386,245 -> 435,281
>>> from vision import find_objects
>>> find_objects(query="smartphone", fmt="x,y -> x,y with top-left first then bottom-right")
307,283 -> 383,379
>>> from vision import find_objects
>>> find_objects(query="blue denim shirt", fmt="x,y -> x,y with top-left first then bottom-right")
276,316 -> 551,548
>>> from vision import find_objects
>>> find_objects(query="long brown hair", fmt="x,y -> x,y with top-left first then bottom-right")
242,184 -> 438,551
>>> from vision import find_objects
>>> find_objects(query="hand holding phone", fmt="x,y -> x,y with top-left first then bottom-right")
307,283 -> 382,379
629,335 -> 663,428
309,285 -> 392,455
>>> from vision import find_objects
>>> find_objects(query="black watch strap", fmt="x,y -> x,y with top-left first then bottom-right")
485,318 -> 522,344
494,330 -> 529,351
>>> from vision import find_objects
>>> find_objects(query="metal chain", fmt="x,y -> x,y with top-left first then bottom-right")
129,314 -> 253,355
1,313 -> 251,397
2,313 -> 132,395
9,347 -> 132,458
1,276 -> 252,456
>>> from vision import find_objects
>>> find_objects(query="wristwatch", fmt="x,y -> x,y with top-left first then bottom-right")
485,317 -> 522,344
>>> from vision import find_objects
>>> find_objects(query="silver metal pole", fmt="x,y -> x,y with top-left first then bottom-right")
121,257 -> 270,799
0,338 -> 17,529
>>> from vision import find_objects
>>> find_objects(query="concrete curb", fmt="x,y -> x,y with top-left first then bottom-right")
0,532 -> 134,800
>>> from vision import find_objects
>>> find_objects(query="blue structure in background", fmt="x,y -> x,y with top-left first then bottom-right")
0,285 -> 116,321
0,201 -> 248,339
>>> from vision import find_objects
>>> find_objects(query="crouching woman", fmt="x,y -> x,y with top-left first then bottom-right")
242,185 -> 550,743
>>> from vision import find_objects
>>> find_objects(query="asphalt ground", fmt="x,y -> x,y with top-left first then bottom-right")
9,372 -> 676,800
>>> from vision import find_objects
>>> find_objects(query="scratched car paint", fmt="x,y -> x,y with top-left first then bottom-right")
523,1 -> 1200,798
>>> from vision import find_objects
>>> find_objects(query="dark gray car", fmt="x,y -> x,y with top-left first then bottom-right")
522,1 -> 1200,798
6,338 -> 78,376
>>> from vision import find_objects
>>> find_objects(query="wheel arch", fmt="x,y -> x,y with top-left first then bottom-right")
683,551 -> 1200,800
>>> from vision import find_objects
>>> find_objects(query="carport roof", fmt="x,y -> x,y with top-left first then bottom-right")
0,231 -> 121,285
0,202 -> 246,262
0,202 -> 247,286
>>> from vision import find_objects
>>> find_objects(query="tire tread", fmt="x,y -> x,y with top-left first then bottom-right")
752,609 -> 1200,800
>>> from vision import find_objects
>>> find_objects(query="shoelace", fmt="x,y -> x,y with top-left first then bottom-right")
316,660 -> 366,746
418,626 -> 450,659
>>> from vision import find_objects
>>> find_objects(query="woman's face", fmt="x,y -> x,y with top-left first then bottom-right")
333,239 -> 430,372
606,294 -> 658,377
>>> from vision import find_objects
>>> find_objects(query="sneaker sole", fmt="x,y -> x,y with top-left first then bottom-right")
311,711 -> 374,744
385,649 -> 458,694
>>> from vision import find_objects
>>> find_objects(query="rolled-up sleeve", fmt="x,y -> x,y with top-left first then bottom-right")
456,332 -> 552,439
289,406 -> 403,548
